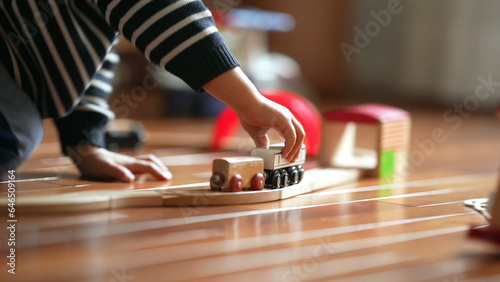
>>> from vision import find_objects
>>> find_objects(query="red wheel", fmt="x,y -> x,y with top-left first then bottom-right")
251,173 -> 265,190
210,172 -> 225,191
229,174 -> 244,192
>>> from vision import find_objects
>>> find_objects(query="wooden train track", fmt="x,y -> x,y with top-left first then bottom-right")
1,168 -> 360,213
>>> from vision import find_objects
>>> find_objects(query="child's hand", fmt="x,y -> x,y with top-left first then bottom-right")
67,145 -> 172,182
237,99 -> 305,162
203,67 -> 305,162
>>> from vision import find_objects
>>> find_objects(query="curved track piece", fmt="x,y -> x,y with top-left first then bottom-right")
1,168 -> 360,213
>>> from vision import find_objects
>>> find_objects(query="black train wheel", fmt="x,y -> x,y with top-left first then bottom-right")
297,165 -> 305,182
280,169 -> 289,188
287,166 -> 299,185
266,170 -> 281,189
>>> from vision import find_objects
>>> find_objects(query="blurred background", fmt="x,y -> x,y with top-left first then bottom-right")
112,0 -> 500,120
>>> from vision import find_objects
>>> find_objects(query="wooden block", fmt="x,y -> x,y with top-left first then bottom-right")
377,118 -> 411,180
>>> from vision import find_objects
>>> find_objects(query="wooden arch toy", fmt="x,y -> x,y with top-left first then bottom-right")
211,89 -> 322,157
319,104 -> 411,179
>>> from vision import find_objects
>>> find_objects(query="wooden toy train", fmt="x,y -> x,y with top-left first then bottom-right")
210,145 -> 306,192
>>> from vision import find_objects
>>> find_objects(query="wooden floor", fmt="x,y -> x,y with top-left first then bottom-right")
2,107 -> 500,281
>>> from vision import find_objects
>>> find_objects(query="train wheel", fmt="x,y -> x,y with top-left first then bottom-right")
264,170 -> 271,187
280,169 -> 289,188
251,173 -> 265,190
229,174 -> 244,192
297,166 -> 305,182
287,167 -> 299,185
210,172 -> 225,191
270,171 -> 281,189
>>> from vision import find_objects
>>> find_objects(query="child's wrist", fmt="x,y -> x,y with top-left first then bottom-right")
66,144 -> 101,162
203,67 -> 265,113
231,93 -> 265,116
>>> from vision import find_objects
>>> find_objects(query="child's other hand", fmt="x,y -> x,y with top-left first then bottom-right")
67,145 -> 172,182
238,99 -> 305,162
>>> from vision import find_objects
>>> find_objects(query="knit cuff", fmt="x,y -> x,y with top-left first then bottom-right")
166,35 -> 240,92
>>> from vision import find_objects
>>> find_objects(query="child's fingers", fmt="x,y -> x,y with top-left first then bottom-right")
280,119 -> 298,161
252,134 -> 270,149
285,119 -> 304,162
253,127 -> 271,149
240,120 -> 271,149
281,117 -> 305,162
103,163 -> 136,182
255,133 -> 270,149
137,154 -> 169,172
125,160 -> 172,180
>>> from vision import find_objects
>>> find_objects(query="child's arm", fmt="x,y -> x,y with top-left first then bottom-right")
92,0 -> 305,161
203,67 -> 305,162
65,66 -> 304,182
62,0 -> 303,182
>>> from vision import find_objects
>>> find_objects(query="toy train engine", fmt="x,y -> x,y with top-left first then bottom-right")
250,145 -> 306,189
210,157 -> 266,192
210,145 -> 307,192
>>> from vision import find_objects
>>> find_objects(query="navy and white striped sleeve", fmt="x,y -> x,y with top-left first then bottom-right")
54,50 -> 119,153
94,0 -> 239,92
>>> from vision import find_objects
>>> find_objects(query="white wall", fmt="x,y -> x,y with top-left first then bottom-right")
348,0 -> 500,110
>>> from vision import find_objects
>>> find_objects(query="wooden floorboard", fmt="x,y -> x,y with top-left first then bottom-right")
1,109 -> 500,281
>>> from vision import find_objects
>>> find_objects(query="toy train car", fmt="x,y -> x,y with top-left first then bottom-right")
210,145 -> 306,192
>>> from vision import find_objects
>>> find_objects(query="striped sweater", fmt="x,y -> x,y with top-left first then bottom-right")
0,0 -> 239,152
